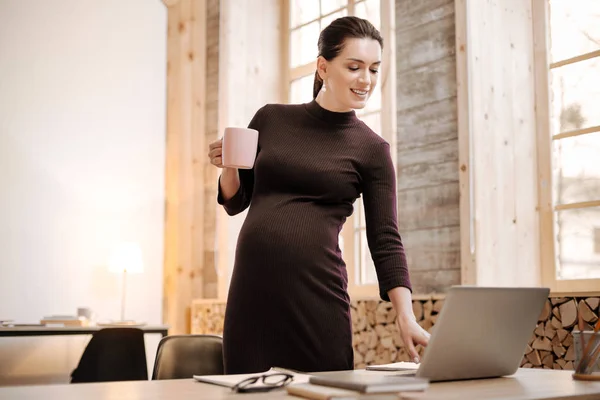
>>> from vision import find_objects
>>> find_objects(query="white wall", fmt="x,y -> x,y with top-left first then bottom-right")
217,0 -> 283,297
0,0 -> 166,384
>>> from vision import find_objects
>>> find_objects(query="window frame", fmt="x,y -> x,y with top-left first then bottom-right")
282,0 -> 397,298
533,0 -> 600,293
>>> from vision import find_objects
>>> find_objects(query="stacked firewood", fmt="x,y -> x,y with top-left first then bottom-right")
189,295 -> 600,371
190,300 -> 226,335
351,297 -> 443,369
522,297 -> 599,370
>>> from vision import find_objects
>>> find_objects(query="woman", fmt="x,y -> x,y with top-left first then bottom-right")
208,16 -> 429,374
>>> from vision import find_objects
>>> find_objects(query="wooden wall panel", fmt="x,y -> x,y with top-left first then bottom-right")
398,183 -> 460,230
396,0 -> 455,33
397,97 -> 457,149
163,0 -> 207,334
203,0 -> 220,299
457,0 -> 541,287
396,0 -> 460,293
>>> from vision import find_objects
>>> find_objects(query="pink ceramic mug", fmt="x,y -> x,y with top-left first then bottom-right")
222,127 -> 259,169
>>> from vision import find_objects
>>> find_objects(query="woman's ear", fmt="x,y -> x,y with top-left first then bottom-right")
317,56 -> 328,81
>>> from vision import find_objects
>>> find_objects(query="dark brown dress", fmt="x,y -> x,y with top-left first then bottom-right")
218,100 -> 411,374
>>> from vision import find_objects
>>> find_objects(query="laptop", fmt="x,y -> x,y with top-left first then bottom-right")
368,286 -> 550,382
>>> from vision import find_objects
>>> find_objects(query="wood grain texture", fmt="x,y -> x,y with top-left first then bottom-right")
397,97 -> 457,150
396,0 -> 459,292
203,0 -> 220,299
398,183 -> 460,230
163,0 -> 207,334
457,0 -> 540,287
396,0 -> 454,33
402,226 -> 460,273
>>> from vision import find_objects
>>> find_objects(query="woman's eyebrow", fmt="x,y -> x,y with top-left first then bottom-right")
345,58 -> 382,65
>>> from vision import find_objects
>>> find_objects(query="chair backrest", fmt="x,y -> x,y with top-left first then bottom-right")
152,334 -> 224,380
71,328 -> 148,383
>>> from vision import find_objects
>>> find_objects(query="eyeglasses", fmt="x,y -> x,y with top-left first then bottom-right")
230,372 -> 294,393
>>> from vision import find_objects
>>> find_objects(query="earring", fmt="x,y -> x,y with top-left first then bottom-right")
321,81 -> 327,92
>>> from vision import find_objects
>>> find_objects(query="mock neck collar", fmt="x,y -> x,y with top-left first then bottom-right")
305,99 -> 358,125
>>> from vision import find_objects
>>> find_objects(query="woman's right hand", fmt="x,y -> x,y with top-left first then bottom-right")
209,138 -> 241,200
208,139 -> 224,168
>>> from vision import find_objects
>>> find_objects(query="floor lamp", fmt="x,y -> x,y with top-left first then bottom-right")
108,242 -> 144,322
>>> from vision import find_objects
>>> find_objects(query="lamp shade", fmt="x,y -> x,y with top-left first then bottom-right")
108,242 -> 144,274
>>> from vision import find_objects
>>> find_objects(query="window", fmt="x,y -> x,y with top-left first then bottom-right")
537,0 -> 600,291
288,0 -> 349,104
285,0 -> 395,295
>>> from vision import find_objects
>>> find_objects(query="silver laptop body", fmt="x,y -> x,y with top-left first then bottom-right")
413,286 -> 550,382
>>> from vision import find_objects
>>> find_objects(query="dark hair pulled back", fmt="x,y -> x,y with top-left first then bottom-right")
313,16 -> 383,98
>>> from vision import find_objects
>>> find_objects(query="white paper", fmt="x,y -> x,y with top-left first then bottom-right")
193,367 -> 311,388
365,362 -> 420,371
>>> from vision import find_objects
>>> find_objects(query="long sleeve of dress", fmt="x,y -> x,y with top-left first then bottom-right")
217,106 -> 265,215
362,142 -> 412,301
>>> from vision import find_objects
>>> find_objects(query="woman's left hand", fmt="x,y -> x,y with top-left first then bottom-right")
396,314 -> 430,363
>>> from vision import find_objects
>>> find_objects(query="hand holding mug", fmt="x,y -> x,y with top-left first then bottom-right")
208,127 -> 259,170
208,139 -> 225,168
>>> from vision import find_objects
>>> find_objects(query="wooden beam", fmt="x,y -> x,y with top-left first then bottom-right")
191,0 -> 207,300
162,0 -> 181,7
553,125 -> 600,141
281,0 -> 291,102
290,5 -> 347,31
555,200 -> 600,211
532,0 -> 557,291
455,0 -> 476,285
216,0 -> 230,302
549,49 -> 600,69
380,0 -> 396,167
163,0 -> 207,335
290,61 -> 316,82
457,0 -> 540,287
202,0 -> 220,298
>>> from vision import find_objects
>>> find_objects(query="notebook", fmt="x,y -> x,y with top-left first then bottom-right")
287,383 -> 402,400
308,371 -> 429,394
193,367 -> 311,388
366,362 -> 419,372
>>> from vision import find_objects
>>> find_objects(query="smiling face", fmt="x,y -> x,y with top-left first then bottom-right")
316,37 -> 382,112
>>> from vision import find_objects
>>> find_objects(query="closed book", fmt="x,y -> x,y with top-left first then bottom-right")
287,382 -> 401,400
365,362 -> 420,372
309,372 -> 429,394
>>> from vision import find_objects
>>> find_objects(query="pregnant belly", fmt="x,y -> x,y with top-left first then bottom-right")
237,205 -> 341,264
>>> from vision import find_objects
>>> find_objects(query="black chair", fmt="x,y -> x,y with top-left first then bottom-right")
71,327 -> 148,383
152,334 -> 224,380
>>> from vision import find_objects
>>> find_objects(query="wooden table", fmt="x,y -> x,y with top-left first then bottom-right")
0,369 -> 599,400
0,325 -> 169,337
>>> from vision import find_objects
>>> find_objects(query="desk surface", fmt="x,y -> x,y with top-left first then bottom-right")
0,325 -> 169,337
0,369 -> 599,400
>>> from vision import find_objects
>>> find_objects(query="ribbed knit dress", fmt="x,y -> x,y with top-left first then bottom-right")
218,100 -> 411,374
